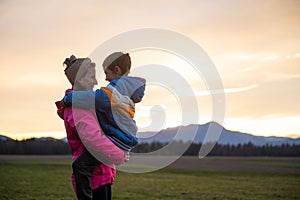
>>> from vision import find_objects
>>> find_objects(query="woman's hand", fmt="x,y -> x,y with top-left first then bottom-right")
125,152 -> 130,162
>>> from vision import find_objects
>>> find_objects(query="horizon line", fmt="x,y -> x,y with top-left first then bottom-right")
1,121 -> 299,140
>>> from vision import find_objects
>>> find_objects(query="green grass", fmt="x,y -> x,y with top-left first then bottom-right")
0,161 -> 75,200
0,158 -> 299,200
113,169 -> 300,200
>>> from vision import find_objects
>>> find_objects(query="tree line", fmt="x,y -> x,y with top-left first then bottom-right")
132,141 -> 300,157
0,139 -> 299,156
0,138 -> 70,155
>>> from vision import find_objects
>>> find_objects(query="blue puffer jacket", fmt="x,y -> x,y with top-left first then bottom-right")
63,76 -> 146,151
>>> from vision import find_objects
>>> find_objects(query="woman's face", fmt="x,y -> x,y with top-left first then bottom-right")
78,66 -> 98,90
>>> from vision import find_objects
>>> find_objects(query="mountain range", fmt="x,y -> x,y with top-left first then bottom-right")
137,122 -> 300,146
1,122 -> 299,146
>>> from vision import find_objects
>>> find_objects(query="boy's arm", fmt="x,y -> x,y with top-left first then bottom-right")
63,89 -> 110,110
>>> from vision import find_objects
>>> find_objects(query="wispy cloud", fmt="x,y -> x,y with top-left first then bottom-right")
263,73 -> 300,82
195,84 -> 258,96
213,53 -> 300,62
224,116 -> 300,138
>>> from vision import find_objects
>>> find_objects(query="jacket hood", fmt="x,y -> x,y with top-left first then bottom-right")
109,76 -> 146,103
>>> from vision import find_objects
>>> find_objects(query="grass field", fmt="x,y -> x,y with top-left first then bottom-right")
0,155 -> 299,200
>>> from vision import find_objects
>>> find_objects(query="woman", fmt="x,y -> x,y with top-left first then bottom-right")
56,55 -> 125,200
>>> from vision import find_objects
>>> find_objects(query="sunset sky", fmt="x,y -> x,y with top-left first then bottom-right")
1,0 -> 299,140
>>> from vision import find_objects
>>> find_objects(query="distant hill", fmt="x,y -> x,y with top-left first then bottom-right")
1,122 -> 299,146
0,135 -> 65,142
33,137 -> 58,142
0,135 -> 14,141
137,122 -> 300,146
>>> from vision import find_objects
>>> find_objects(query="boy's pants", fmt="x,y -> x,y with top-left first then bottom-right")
72,149 -> 101,200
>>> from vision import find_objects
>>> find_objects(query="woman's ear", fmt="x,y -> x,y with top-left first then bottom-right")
73,76 -> 84,90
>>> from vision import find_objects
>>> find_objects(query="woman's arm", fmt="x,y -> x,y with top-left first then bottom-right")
73,107 -> 125,165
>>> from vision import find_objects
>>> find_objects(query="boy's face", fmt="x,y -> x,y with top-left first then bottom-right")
104,66 -> 122,82
78,66 -> 98,90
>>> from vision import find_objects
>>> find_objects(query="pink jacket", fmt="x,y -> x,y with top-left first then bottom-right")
56,89 -> 125,191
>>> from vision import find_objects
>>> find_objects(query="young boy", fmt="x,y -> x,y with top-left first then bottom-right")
63,52 -> 146,200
